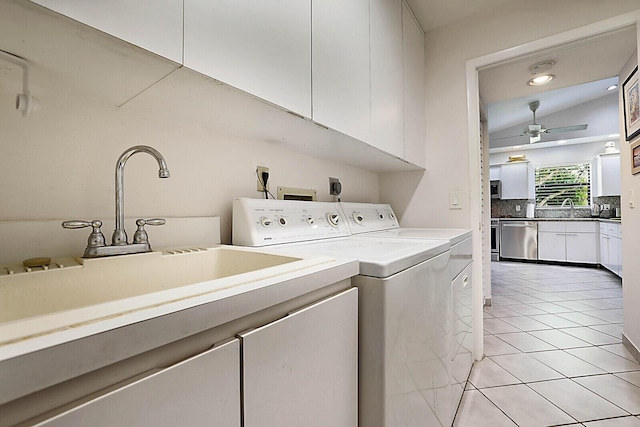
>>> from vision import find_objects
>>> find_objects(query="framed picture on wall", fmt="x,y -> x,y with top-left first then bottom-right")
623,66 -> 640,141
632,139 -> 640,175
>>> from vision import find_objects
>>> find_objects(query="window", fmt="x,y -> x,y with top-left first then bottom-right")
535,163 -> 591,206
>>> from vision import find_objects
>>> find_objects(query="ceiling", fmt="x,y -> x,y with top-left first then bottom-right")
405,0 -> 637,149
405,0 -> 511,33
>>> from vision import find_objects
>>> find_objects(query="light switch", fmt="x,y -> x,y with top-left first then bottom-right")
449,191 -> 462,210
630,189 -> 635,208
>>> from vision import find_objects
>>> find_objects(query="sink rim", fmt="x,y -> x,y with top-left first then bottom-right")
0,245 -> 336,347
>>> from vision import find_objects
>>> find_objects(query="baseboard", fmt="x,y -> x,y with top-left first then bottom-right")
622,333 -> 640,363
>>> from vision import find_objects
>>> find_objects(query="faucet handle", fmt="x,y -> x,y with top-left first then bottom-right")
133,218 -> 165,244
62,220 -> 106,249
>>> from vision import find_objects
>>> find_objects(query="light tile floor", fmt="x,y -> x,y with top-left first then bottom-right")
454,261 -> 640,427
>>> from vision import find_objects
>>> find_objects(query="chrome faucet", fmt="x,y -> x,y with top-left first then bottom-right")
113,145 -> 170,245
561,198 -> 575,218
62,145 -> 170,257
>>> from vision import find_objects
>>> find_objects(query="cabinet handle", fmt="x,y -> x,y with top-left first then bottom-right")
565,234 -> 578,237
462,275 -> 469,287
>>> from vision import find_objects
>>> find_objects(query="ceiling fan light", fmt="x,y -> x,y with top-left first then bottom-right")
528,74 -> 555,86
530,135 -> 541,144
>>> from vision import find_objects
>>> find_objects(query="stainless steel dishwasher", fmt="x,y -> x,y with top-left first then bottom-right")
500,220 -> 538,260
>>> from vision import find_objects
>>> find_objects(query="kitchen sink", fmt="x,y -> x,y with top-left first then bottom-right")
0,246 -> 307,343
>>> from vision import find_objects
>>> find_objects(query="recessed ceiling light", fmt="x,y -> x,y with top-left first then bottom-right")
528,74 -> 555,86
609,133 -> 620,138
557,140 -> 567,144
513,145 -> 522,149
607,85 -> 618,91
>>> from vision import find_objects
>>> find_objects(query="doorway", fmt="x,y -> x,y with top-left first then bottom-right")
466,16 -> 638,360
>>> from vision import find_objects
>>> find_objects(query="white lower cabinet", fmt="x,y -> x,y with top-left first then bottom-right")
241,288 -> 358,427
35,339 -> 241,427
31,288 -> 358,427
538,221 -> 597,264
599,222 -> 622,276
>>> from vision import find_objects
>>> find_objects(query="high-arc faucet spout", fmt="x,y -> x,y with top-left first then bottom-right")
561,198 -> 575,218
112,145 -> 170,246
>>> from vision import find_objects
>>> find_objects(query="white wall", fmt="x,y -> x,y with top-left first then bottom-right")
489,140 -> 619,167
620,53 -> 640,356
379,0 -> 640,228
0,84 -> 379,248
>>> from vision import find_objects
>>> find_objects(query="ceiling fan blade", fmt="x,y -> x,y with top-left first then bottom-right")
491,133 -> 527,141
545,124 -> 588,134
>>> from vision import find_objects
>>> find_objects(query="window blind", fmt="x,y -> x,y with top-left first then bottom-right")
535,163 -> 591,206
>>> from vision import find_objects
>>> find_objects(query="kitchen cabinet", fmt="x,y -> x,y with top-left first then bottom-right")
592,153 -> 621,196
35,339 -> 241,427
370,0 -> 404,159
538,221 -> 597,264
241,288 -> 358,427
30,0 -> 183,63
183,0 -> 312,118
312,0 -> 371,143
402,3 -> 427,168
600,222 -> 622,276
499,161 -> 534,199
490,165 -> 501,181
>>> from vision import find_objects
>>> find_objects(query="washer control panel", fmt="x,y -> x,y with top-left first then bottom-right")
233,198 -> 350,246
340,202 -> 399,235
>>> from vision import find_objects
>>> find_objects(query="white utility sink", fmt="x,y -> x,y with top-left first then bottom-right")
0,246 -> 314,345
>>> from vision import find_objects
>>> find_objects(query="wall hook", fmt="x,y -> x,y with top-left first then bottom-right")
0,49 -> 41,117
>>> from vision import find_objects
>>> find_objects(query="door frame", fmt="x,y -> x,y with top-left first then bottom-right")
465,11 -> 640,361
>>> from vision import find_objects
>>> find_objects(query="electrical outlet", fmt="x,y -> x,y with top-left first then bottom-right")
515,205 -> 521,212
256,166 -> 269,192
329,177 -> 342,196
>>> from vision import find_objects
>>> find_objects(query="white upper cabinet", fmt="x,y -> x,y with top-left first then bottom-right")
312,0 -> 371,143
370,0 -> 404,159
592,153 -> 620,196
500,162 -> 534,199
183,0 -> 312,118
402,3 -> 426,168
30,0 -> 183,63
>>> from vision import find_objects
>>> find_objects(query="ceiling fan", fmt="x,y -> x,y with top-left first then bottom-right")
495,100 -> 588,143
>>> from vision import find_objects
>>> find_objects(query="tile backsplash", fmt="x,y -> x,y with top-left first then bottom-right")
491,196 -> 621,219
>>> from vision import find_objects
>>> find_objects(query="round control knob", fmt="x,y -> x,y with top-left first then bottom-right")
378,213 -> 384,220
327,213 -> 340,227
260,217 -> 272,227
353,213 -> 364,224
306,217 -> 315,226
278,217 -> 287,226
389,213 -> 395,220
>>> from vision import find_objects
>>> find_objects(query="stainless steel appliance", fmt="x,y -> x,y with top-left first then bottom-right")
490,180 -> 502,199
500,220 -> 538,260
490,218 -> 500,261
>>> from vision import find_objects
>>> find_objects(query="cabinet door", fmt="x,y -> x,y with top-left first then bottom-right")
183,0 -> 312,117
538,232 -> 566,262
241,289 -> 358,427
313,0 -> 370,142
500,162 -> 533,199
566,233 -> 597,264
599,153 -> 621,196
36,339 -> 241,427
31,0 -> 183,63
370,0 -> 404,158
402,3 -> 426,168
600,234 -> 610,270
611,235 -> 622,276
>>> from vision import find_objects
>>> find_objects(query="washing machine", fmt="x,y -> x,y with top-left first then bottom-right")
232,198 -> 452,427
339,202 -> 474,425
